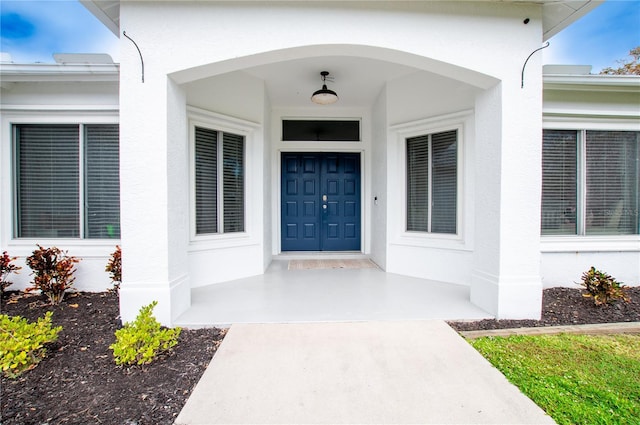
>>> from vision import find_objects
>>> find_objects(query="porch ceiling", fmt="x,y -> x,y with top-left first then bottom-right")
243,56 -> 418,108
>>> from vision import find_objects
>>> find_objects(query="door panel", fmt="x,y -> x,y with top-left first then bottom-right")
281,153 -> 361,251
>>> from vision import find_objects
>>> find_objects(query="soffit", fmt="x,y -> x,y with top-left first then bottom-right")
81,1 -> 602,41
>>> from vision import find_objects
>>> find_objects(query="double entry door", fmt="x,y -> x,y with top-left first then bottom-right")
281,153 -> 361,251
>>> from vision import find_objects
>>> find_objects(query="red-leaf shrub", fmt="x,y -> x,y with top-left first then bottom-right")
105,245 -> 121,289
25,245 -> 80,305
0,251 -> 21,293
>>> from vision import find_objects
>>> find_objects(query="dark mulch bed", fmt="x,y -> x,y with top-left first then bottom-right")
1,290 -> 225,425
449,286 -> 640,331
1,287 -> 639,424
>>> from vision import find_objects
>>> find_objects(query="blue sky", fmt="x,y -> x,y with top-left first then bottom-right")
1,0 -> 639,72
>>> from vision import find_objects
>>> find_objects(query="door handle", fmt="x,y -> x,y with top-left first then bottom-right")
322,194 -> 327,201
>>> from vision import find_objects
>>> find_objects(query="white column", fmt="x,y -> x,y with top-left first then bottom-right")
118,61 -> 190,326
471,73 -> 544,319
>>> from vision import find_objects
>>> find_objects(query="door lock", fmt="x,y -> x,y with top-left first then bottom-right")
322,194 -> 327,201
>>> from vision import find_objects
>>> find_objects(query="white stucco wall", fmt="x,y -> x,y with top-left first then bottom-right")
113,0 -> 547,322
541,251 -> 640,288
370,85 -> 388,269
541,82 -> 640,289
384,72 -> 477,286
183,72 -> 267,288
1,82 -> 118,107
3,1 -> 636,326
0,75 -> 119,293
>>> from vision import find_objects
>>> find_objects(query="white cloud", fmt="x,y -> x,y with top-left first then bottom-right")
1,0 -> 119,63
543,1 -> 640,72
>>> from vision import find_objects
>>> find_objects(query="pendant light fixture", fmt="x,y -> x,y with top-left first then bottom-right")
311,71 -> 338,105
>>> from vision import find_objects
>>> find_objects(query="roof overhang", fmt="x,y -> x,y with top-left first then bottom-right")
81,0 -> 604,41
543,73 -> 640,93
0,62 -> 120,83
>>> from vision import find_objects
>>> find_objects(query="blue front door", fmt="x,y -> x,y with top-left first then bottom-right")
281,153 -> 361,251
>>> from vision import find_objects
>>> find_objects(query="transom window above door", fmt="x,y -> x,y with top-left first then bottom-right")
282,119 -> 360,141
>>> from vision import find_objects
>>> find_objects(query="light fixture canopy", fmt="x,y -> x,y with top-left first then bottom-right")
311,71 -> 338,105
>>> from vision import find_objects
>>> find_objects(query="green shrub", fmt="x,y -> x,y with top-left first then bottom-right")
109,301 -> 181,366
26,245 -> 80,305
105,245 -> 121,289
0,312 -> 62,378
0,251 -> 21,293
580,266 -> 630,306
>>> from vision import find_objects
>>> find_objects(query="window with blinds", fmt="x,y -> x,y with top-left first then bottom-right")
14,124 -> 120,239
16,125 -> 80,238
85,125 -> 120,238
406,130 -> 458,234
195,127 -> 218,234
586,131 -> 639,235
541,130 -> 577,235
541,129 -> 639,236
194,126 -> 245,235
222,133 -> 244,233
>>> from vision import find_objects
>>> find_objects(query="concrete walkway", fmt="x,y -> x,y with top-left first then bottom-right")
175,321 -> 555,424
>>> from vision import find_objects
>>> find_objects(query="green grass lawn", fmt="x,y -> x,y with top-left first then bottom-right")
471,334 -> 640,425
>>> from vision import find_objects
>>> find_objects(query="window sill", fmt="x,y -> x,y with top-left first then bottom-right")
541,235 -> 640,252
6,238 -> 120,257
391,231 -> 471,251
189,232 -> 258,252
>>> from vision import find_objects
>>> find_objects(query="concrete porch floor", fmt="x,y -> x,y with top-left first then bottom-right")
174,260 -> 492,327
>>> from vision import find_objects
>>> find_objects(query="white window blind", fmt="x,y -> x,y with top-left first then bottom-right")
194,126 -> 245,235
431,130 -> 457,234
195,127 -> 218,234
541,130 -> 577,235
406,135 -> 429,232
15,124 -> 120,239
16,125 -> 80,238
85,125 -> 120,238
586,131 -> 639,235
222,132 -> 244,233
541,129 -> 639,236
406,130 -> 457,234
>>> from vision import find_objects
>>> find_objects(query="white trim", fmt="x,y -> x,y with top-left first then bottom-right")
543,115 -> 640,130
187,106 -> 260,130
1,105 -> 119,112
1,111 -> 120,250
0,63 -> 119,82
543,75 -> 640,92
391,110 -> 471,250
187,106 -> 258,248
389,109 -> 473,132
540,125 -> 639,242
577,129 -> 586,236
79,124 -> 87,238
541,236 -> 640,252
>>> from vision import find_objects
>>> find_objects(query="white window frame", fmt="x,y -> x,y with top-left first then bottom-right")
542,118 -> 640,253
188,106 -> 258,246
10,121 -> 120,241
390,110 -> 469,250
